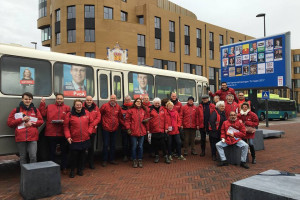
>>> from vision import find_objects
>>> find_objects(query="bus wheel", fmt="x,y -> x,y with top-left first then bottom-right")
284,113 -> 288,120
259,113 -> 265,121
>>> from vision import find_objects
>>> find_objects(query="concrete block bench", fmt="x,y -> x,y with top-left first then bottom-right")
224,145 -> 248,165
253,129 -> 264,151
20,161 -> 61,200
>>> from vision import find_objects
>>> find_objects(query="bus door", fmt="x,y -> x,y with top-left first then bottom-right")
97,70 -> 111,105
111,71 -> 123,105
197,82 -> 203,100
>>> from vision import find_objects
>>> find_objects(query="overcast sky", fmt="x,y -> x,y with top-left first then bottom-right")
0,0 -> 299,50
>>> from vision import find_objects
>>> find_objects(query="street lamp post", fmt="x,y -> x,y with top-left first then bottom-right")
256,13 -> 266,37
31,42 -> 37,49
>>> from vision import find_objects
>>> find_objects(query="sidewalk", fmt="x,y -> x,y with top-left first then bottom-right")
1,121 -> 300,200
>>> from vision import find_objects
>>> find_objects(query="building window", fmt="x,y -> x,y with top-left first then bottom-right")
85,52 -> 95,58
197,47 -> 201,57
169,41 -> 175,52
121,11 -> 127,21
137,34 -> 145,47
295,80 -> 300,88
55,9 -> 60,22
153,59 -> 163,69
294,67 -> 300,74
67,6 -> 76,19
122,0 -> 127,2
169,21 -> 175,32
85,29 -> 95,42
67,53 -> 76,55
155,38 -> 161,50
195,65 -> 202,76
104,7 -> 113,19
138,57 -> 145,65
67,30 -> 76,43
85,5 -> 95,18
209,32 -> 214,42
56,33 -> 61,45
168,61 -> 176,71
196,28 -> 201,39
138,16 -> 144,24
209,67 -> 215,79
41,26 -> 51,41
184,63 -> 191,73
230,37 -> 234,44
185,45 -> 190,55
39,0 -> 47,18
155,17 -> 161,29
209,50 -> 214,60
184,25 -> 189,36
219,35 -> 224,46
294,54 -> 300,62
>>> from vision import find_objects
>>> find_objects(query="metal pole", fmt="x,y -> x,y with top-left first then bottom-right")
266,99 -> 269,127
263,15 -> 266,37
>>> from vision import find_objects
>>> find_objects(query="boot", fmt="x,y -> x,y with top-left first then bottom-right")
249,145 -> 256,164
240,162 -> 250,169
217,160 -> 228,167
164,155 -> 171,164
212,155 -> 217,161
69,170 -> 75,178
138,159 -> 143,168
77,169 -> 83,176
132,159 -> 138,168
200,141 -> 205,157
154,155 -> 159,163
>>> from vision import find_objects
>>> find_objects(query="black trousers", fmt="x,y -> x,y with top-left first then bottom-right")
152,133 -> 167,156
70,149 -> 85,171
209,136 -> 220,157
87,133 -> 96,164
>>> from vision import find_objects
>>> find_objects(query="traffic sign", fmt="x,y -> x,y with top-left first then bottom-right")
262,91 -> 270,100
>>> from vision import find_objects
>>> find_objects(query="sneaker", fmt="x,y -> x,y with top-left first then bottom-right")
164,155 -> 171,164
138,159 -> 143,168
172,153 -> 178,158
191,150 -> 198,155
109,161 -> 118,165
123,156 -> 129,162
102,161 -> 107,167
168,155 -> 173,161
178,155 -> 186,160
132,160 -> 138,168
183,150 -> 188,156
69,170 -> 75,178
240,162 -> 250,169
154,155 -> 159,163
217,160 -> 228,167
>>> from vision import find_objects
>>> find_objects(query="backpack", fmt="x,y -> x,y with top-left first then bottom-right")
16,106 -> 37,114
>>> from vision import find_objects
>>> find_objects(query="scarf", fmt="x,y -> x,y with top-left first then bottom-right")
71,107 -> 86,117
167,109 -> 177,130
171,98 -> 178,105
85,103 -> 95,112
19,101 -> 35,111
124,102 -> 133,107
240,109 -> 250,116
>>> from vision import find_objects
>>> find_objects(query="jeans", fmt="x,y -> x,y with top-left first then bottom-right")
87,133 -> 96,164
168,134 -> 182,156
17,141 -> 37,165
216,140 -> 249,162
183,128 -> 196,151
48,136 -> 68,169
102,130 -> 117,161
131,136 -> 144,160
121,130 -> 131,157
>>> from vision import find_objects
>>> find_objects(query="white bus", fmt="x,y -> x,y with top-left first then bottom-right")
0,44 -> 208,158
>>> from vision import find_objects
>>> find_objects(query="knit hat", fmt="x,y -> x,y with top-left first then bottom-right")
201,95 -> 209,99
187,96 -> 194,101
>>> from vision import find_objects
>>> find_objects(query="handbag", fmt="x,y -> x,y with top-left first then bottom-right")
245,126 -> 256,134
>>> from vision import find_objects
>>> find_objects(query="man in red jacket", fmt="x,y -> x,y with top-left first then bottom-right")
83,96 -> 101,169
225,94 -> 239,119
209,82 -> 238,102
216,111 -> 249,169
100,94 -> 122,167
7,92 -> 43,165
39,93 -> 70,173
170,92 -> 182,114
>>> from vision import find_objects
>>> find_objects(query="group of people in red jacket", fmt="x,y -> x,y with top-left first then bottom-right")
7,82 -> 259,178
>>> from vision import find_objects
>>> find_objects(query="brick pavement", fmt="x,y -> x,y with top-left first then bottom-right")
0,121 -> 300,200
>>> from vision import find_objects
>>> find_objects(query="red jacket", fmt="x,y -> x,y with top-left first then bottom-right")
225,102 -> 239,119
180,104 -> 198,129
100,102 -> 122,132
63,110 -> 93,142
198,103 -> 215,128
221,120 -> 246,145
171,100 -> 182,114
125,107 -> 148,137
237,111 -> 259,139
7,105 -> 44,142
166,109 -> 181,135
39,102 -> 70,137
149,106 -> 168,134
83,102 -> 101,134
238,99 -> 251,112
209,87 -> 238,102
119,103 -> 132,130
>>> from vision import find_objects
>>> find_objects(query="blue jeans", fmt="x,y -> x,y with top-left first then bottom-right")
102,130 -> 117,161
216,140 -> 249,162
168,134 -> 182,156
130,136 -> 144,160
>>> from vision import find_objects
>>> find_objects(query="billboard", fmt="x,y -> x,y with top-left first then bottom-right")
220,32 -> 291,89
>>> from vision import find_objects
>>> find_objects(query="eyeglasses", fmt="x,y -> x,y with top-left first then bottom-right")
229,114 -> 237,116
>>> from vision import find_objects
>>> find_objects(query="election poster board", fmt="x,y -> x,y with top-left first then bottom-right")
20,67 -> 35,85
220,32 -> 291,89
63,64 -> 87,97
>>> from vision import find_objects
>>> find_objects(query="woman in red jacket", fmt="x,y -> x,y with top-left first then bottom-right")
7,92 -> 43,165
64,99 -> 93,178
125,98 -> 148,168
237,102 -> 259,164
165,101 -> 185,161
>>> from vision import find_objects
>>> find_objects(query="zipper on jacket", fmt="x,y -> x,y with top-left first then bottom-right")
79,117 -> 83,142
138,109 -> 142,136
57,105 -> 61,137
26,110 -> 28,141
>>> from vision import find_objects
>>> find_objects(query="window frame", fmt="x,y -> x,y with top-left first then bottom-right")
104,6 -> 113,20
85,5 -> 95,18
177,78 -> 197,102
67,6 -> 76,19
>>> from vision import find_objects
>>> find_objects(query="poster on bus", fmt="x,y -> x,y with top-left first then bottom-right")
220,32 -> 291,89
20,67 -> 35,85
132,73 -> 154,99
63,64 -> 87,97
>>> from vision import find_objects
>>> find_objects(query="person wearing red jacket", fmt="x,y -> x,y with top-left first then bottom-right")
119,95 -> 133,162
142,95 -> 151,108
64,99 -> 93,178
237,92 -> 251,112
225,94 -> 239,119
180,96 -> 199,156
198,95 -> 215,157
100,94 -> 122,167
237,102 -> 259,164
83,96 -> 101,169
149,98 -> 170,164
125,98 -> 148,168
38,93 -> 70,173
209,82 -> 238,102
165,101 -> 185,161
216,111 -> 249,169
7,92 -> 43,165
170,92 -> 182,114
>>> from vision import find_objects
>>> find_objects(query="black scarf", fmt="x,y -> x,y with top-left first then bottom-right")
85,103 -> 95,112
71,107 -> 86,117
19,101 -> 35,111
171,98 -> 178,105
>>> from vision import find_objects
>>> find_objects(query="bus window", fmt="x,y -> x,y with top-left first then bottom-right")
100,74 -> 108,99
0,55 -> 51,96
128,72 -> 154,100
155,76 -> 176,99
198,84 -> 202,100
113,75 -> 121,99
178,78 -> 196,102
203,84 -> 207,95
54,62 -> 94,97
